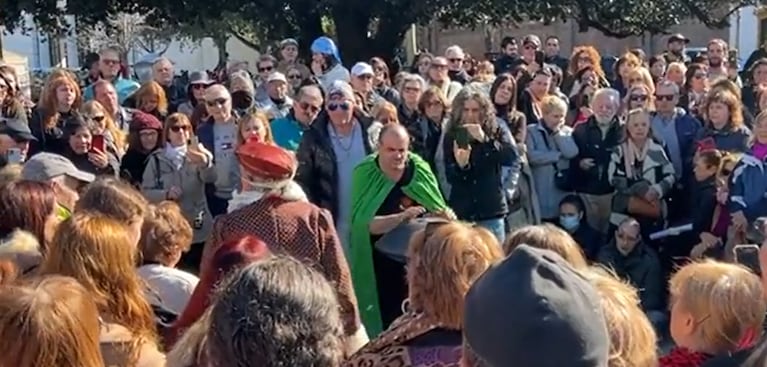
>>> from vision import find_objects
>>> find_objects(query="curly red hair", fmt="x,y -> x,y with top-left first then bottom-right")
569,46 -> 605,80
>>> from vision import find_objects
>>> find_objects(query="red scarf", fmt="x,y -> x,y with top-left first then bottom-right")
659,347 -> 711,367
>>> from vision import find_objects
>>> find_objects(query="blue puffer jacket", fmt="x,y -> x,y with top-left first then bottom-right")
728,152 -> 767,222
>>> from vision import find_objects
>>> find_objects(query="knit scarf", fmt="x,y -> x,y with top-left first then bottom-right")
163,143 -> 187,170
659,347 -> 711,367
623,138 -> 650,179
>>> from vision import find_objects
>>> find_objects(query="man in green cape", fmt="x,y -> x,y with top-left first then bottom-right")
348,125 -> 448,336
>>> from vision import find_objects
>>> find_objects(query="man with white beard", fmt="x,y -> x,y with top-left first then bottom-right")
570,88 -> 623,234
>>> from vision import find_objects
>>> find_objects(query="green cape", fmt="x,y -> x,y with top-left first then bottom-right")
349,152 -> 447,336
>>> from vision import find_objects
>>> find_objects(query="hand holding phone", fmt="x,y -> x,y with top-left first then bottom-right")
734,244 -> 762,276
454,126 -> 471,149
91,135 -> 106,153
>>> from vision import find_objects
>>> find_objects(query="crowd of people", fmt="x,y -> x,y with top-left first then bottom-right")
0,30 -> 766,367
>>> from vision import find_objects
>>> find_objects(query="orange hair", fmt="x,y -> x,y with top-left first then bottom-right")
407,221 -> 502,329
569,46 -> 606,80
40,75 -> 82,130
134,81 -> 168,116
39,213 -> 157,363
0,275 -> 104,367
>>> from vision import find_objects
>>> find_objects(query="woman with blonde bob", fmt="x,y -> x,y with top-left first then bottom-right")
346,221 -> 502,367
0,275 -> 104,367
39,213 -> 165,367
585,268 -> 658,367
504,224 -> 589,269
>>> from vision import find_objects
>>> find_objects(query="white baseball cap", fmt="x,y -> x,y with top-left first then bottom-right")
351,62 -> 374,77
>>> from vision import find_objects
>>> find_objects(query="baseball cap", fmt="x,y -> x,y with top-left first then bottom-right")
464,244 -> 609,367
668,33 -> 690,44
523,34 -> 541,47
0,119 -> 37,142
266,72 -> 288,84
351,62 -> 374,77
21,153 -> 95,183
327,80 -> 355,100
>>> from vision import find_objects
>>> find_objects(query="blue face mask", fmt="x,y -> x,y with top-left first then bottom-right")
559,214 -> 580,231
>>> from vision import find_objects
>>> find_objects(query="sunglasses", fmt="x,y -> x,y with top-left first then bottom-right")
288,74 -> 302,80
403,86 -> 421,93
328,101 -> 351,111
630,95 -> 648,102
300,102 -> 321,113
655,94 -> 675,101
206,98 -> 228,107
170,125 -> 191,132
258,66 -> 274,72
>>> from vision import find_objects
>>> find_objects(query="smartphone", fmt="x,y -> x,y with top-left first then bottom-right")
581,93 -> 592,108
535,50 -> 545,66
91,135 -> 105,152
6,148 -> 22,164
189,135 -> 199,147
734,244 -> 761,276
455,126 -> 471,149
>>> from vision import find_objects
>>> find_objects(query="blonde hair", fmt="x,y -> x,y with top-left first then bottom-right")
503,224 -> 588,269
237,111 -> 274,146
75,177 -> 148,224
624,108 -> 653,142
81,100 -> 126,153
40,213 -> 157,363
0,275 -> 104,367
669,260 -> 766,354
134,81 -> 168,116
407,222 -> 502,329
586,268 -> 658,367
0,163 -> 21,187
626,84 -> 655,111
540,94 -> 568,116
140,201 -> 193,266
627,67 -> 655,96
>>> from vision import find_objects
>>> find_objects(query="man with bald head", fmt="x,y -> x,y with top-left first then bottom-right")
348,122 -> 450,336
196,84 -> 239,216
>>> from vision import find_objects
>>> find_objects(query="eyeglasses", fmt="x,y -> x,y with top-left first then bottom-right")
299,102 -> 321,113
288,74 -> 302,80
102,59 -> 120,65
169,125 -> 191,133
426,100 -> 443,107
630,95 -> 648,102
655,94 -> 675,101
258,66 -> 274,72
328,101 -> 351,111
403,86 -> 421,93
206,98 -> 228,107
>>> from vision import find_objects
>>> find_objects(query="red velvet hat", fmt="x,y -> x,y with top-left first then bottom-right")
236,136 -> 297,185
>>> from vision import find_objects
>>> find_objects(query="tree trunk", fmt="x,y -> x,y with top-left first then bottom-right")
214,35 -> 228,69
331,5 -> 413,66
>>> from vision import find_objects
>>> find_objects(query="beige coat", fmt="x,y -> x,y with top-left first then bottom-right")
141,149 -> 216,244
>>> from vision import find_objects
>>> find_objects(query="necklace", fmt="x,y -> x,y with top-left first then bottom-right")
330,123 -> 355,153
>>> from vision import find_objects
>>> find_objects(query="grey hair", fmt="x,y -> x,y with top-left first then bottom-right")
152,57 -> 172,68
445,45 -> 465,58
228,70 -> 255,94
397,73 -> 426,92
593,88 -> 621,107
446,86 -> 497,133
656,79 -> 680,95
207,255 -> 344,367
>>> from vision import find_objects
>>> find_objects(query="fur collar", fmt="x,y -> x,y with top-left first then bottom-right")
227,180 -> 308,213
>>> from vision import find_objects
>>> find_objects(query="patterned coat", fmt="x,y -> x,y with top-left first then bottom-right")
200,192 -> 362,339
607,140 -> 676,226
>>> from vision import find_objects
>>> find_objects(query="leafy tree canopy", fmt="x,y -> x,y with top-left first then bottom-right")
2,0 -> 759,64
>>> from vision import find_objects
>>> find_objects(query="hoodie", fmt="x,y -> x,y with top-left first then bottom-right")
310,36 -> 350,91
